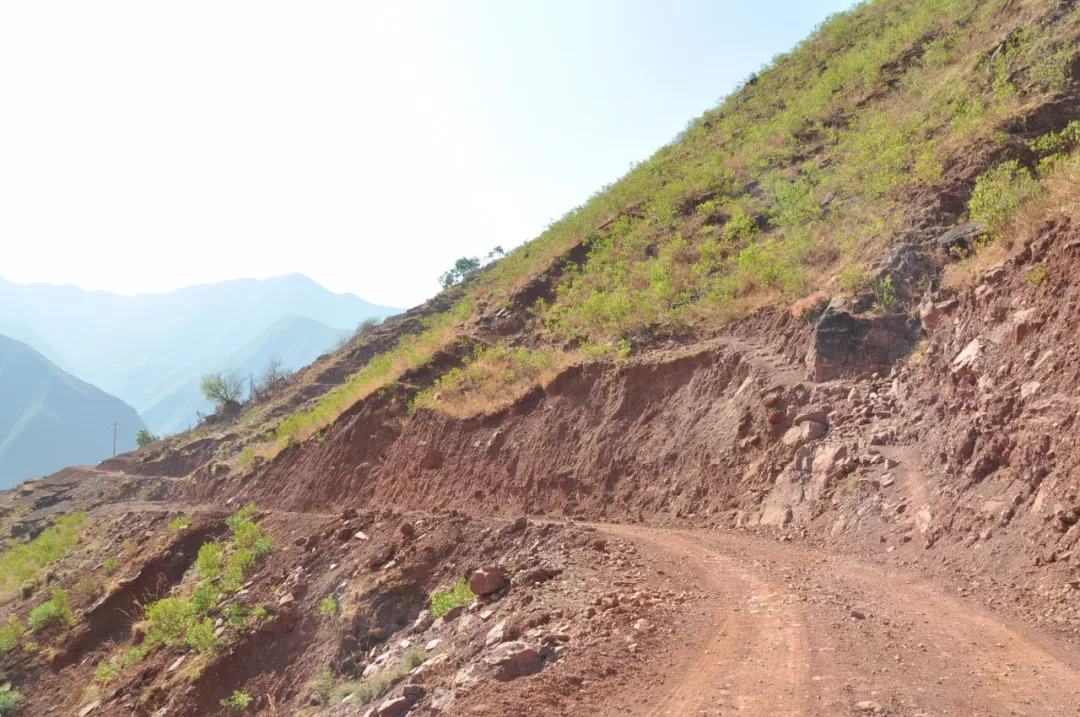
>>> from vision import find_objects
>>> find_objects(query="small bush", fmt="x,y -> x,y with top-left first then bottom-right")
1026,262 -> 1047,287
135,429 -> 161,449
0,683 -> 20,717
872,275 -> 898,313
183,617 -> 218,655
313,665 -> 334,702
122,645 -> 148,668
19,581 -> 35,599
103,556 -> 119,574
195,543 -> 223,582
0,617 -> 24,653
430,578 -> 475,618
95,658 -> 121,683
223,602 -> 246,629
221,691 -> 253,711
191,583 -> 220,615
319,596 -> 338,618
838,265 -> 868,294
168,516 -> 190,532
28,588 -> 72,631
144,596 -> 195,646
968,160 -> 1041,236
402,649 -> 426,669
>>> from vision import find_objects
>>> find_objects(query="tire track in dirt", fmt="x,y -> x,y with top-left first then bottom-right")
596,525 -> 824,716
595,523 -> 1080,716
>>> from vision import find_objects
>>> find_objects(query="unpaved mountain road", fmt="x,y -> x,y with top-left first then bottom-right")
595,524 -> 1080,717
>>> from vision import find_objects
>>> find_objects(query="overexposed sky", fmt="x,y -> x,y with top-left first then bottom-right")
0,1 -> 853,308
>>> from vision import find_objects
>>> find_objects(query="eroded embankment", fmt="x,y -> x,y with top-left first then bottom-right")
178,309 -> 818,523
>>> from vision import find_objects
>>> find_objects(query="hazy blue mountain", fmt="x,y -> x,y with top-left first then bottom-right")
0,335 -> 146,488
0,274 -> 399,418
143,315 -> 345,435
0,320 -> 80,376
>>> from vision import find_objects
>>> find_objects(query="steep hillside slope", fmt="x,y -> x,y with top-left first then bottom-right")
6,1 -> 1080,715
142,315 -> 345,435
0,273 -> 399,414
0,336 -> 146,487
0,320 -> 79,376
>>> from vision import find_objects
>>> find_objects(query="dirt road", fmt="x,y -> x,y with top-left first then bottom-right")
596,523 -> 1080,717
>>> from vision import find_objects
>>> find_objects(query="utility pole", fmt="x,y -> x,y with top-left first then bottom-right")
113,422 -> 119,457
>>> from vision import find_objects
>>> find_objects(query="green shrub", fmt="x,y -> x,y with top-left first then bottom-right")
195,543 -> 223,582
19,581 -> 35,599
313,665 -> 334,702
168,516 -> 190,532
1026,262 -> 1047,287
872,275 -> 898,313
135,429 -> 161,449
183,617 -> 217,655
319,596 -> 338,618
0,683 -> 20,717
144,596 -> 195,646
28,588 -> 72,631
838,265 -> 868,294
122,645 -> 148,668
191,583 -> 220,615
95,658 -> 121,683
430,578 -> 475,618
221,691 -> 253,711
0,616 -> 24,653
223,602 -> 246,629
968,160 -> 1041,235
103,556 -> 119,574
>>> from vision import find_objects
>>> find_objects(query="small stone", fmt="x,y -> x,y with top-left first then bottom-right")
278,592 -> 295,607
854,701 -> 883,714
400,522 -> 416,539
850,609 -> 866,620
78,700 -> 102,717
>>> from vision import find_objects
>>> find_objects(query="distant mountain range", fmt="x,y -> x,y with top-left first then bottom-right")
0,335 -> 146,488
0,274 -> 400,435
142,315 -> 345,434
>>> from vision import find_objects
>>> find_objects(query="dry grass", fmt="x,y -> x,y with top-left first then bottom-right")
412,346 -> 577,418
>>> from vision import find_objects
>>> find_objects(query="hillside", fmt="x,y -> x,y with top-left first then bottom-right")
3,1 -> 1080,715
0,320 -> 79,376
0,273 -> 400,416
142,315 -> 345,435
0,336 -> 146,487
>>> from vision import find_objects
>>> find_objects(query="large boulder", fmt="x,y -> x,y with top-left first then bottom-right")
469,567 -> 507,596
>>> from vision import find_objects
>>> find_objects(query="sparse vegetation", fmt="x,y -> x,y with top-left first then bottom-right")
0,617 -> 24,653
221,690 -> 253,711
135,428 -> 161,448
871,275 -> 897,313
0,513 -> 86,591
331,651 -> 428,705
968,160 -> 1042,237
200,371 -> 246,408
430,578 -> 475,618
103,555 -> 119,574
168,515 -> 190,531
319,596 -> 338,618
0,683 -> 20,716
27,588 -> 72,631
1027,262 -> 1048,288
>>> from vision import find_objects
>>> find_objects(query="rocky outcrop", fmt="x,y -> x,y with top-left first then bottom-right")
807,299 -> 919,381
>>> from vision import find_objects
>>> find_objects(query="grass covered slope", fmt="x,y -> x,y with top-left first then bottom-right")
0,336 -> 146,486
160,0 -> 1080,465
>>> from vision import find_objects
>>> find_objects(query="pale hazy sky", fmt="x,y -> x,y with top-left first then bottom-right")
1,1 -> 853,308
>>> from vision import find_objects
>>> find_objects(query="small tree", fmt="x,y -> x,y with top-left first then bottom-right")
199,372 -> 245,408
256,356 -> 291,394
355,316 -> 382,337
438,247 -> 504,289
135,429 -> 160,449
